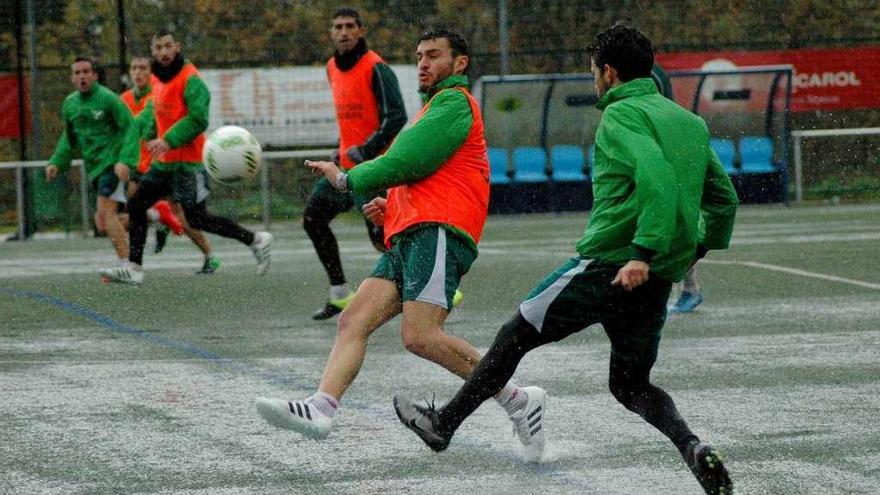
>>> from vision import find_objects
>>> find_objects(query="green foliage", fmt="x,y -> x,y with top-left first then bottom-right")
4,0 -> 879,72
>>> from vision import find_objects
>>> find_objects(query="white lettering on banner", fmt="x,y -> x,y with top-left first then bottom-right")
793,71 -> 861,92
200,65 -> 421,147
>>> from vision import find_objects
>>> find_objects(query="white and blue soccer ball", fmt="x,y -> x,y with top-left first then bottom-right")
203,125 -> 262,184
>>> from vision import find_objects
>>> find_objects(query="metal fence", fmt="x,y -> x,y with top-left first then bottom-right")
0,149 -> 333,240
2,0 -> 880,235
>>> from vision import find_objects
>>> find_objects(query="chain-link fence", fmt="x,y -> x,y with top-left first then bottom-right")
2,0 -> 880,234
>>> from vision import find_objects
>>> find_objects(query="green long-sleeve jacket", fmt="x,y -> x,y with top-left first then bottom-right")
48,82 -> 139,180
131,69 -> 211,171
346,74 -> 472,192
576,78 -> 739,282
345,74 -> 477,248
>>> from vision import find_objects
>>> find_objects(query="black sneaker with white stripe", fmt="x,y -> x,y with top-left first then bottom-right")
393,395 -> 452,452
255,397 -> 332,439
508,386 -> 546,462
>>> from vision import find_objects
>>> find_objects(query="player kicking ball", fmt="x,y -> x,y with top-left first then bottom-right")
255,29 -> 547,463
394,25 -> 737,494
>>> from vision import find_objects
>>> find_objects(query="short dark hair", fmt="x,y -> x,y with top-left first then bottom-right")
588,25 -> 654,82
73,56 -> 96,71
333,7 -> 362,26
418,28 -> 470,73
419,28 -> 469,59
152,28 -> 176,42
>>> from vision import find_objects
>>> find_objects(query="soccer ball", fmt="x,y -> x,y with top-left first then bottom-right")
203,125 -> 262,184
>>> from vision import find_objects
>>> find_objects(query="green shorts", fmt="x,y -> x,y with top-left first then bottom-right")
92,166 -> 126,201
519,257 -> 672,371
370,225 -> 477,310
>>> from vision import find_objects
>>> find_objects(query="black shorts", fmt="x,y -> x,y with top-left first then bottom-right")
519,257 -> 672,371
92,166 -> 125,201
137,167 -> 199,209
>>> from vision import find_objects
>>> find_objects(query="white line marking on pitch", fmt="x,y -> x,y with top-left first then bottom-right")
702,259 -> 880,290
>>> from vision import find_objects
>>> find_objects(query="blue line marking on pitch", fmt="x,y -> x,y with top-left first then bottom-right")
1,288 -> 295,389
2,288 -> 611,494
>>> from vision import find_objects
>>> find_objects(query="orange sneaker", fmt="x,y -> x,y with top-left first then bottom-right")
153,200 -> 184,235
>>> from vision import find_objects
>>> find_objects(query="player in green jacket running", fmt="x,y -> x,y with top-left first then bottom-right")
46,57 -> 138,265
395,25 -> 738,495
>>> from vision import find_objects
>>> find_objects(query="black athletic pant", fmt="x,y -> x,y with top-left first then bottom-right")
302,180 -> 384,286
128,169 -> 254,265
437,260 -> 698,457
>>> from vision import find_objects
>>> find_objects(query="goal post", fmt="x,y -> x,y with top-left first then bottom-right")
791,127 -> 880,203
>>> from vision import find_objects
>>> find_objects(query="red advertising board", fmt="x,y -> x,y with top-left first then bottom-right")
657,46 -> 880,112
0,75 -> 28,139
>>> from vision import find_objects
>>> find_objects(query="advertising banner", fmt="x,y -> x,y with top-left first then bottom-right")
200,64 -> 421,147
657,46 -> 880,112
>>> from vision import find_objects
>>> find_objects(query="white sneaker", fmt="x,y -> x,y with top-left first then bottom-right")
255,397 -> 332,439
100,265 -> 144,285
509,386 -> 546,462
251,231 -> 273,275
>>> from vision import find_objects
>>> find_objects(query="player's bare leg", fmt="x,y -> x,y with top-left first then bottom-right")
398,301 -> 479,379
318,278 -> 402,398
172,202 -> 218,273
96,196 -> 128,260
256,278 -> 401,437
117,213 -> 129,230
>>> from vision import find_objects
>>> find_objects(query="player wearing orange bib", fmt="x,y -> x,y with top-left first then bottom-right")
120,56 -> 183,237
305,7 -> 407,320
101,30 -> 272,285
256,29 -> 546,462
120,55 -> 220,274
119,58 -> 156,179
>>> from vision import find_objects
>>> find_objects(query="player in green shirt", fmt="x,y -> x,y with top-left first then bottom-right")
395,25 -> 738,495
46,57 -> 138,266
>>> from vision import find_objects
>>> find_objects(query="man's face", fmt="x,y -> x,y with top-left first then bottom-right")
70,61 -> 97,93
151,34 -> 181,67
591,58 -> 610,99
330,16 -> 363,54
416,38 -> 467,92
129,57 -> 151,89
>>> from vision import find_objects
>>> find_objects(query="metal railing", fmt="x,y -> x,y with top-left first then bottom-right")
791,127 -> 880,203
0,148 -> 333,240
0,159 -> 90,240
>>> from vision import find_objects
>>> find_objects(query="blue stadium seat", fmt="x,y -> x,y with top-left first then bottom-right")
487,147 -> 511,184
710,138 -> 737,175
739,136 -> 776,173
512,147 -> 549,182
588,144 -> 596,169
550,145 -> 588,182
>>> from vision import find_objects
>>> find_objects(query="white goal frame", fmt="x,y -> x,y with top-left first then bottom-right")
792,127 -> 880,203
